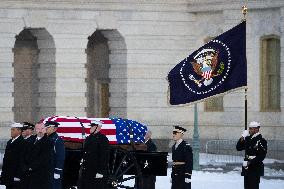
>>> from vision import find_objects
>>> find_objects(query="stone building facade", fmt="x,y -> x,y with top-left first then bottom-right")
0,0 -> 283,148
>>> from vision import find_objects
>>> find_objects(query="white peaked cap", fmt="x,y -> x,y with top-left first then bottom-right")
249,121 -> 260,128
11,122 -> 23,128
90,120 -> 103,125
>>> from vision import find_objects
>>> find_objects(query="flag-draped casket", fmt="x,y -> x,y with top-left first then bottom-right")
42,116 -> 148,144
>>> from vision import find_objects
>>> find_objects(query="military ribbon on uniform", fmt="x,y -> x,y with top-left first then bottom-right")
168,21 -> 247,105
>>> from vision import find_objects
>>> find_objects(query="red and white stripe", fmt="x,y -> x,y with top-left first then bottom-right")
202,70 -> 212,79
43,116 -> 117,144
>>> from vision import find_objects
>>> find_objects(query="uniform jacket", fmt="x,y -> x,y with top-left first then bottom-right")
81,132 -> 110,179
48,132 -> 66,175
25,135 -> 36,145
171,140 -> 193,178
236,133 -> 267,176
146,139 -> 157,152
1,135 -> 27,186
23,135 -> 37,165
27,135 -> 53,189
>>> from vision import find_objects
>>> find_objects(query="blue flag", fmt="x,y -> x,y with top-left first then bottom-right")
168,21 -> 247,105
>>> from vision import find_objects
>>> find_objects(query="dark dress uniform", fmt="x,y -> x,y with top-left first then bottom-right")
171,140 -> 193,189
48,132 -> 66,189
80,132 -> 110,189
140,139 -> 157,189
26,135 -> 53,189
21,134 -> 37,189
236,133 -> 267,189
22,122 -> 36,145
1,135 -> 27,189
25,135 -> 36,145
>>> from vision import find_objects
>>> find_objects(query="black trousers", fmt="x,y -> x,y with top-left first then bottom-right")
244,175 -> 260,189
80,178 -> 107,189
171,175 -> 191,189
139,175 -> 156,189
5,182 -> 21,189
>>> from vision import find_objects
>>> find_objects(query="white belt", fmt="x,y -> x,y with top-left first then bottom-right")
247,155 -> 256,160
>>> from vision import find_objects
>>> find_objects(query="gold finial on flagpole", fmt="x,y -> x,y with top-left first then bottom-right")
242,5 -> 248,21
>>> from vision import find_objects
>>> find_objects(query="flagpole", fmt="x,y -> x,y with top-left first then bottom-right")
245,89 -> 247,130
242,5 -> 248,130
192,103 -> 200,170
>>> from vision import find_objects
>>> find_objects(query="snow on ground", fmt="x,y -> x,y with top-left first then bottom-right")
136,169 -> 284,189
1,153 -> 284,189
1,169 -> 284,189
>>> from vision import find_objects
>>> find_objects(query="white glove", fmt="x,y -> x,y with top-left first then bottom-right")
185,178 -> 191,183
54,173 -> 60,179
242,161 -> 249,169
14,177 -> 20,182
242,130 -> 249,138
95,173 -> 103,178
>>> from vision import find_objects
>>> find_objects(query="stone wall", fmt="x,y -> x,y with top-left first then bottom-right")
0,0 -> 283,144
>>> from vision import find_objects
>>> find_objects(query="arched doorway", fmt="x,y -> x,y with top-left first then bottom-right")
13,28 -> 56,123
86,30 -> 127,118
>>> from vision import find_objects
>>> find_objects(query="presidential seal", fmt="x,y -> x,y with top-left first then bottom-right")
180,39 -> 231,95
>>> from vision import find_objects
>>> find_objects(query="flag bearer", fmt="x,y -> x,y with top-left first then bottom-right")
236,121 -> 267,189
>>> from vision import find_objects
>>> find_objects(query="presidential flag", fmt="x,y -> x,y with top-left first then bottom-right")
42,116 -> 147,144
168,21 -> 247,105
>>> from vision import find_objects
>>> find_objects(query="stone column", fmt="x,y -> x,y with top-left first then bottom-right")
49,19 -> 94,116
30,29 -> 57,120
279,7 -> 284,139
0,18 -> 23,138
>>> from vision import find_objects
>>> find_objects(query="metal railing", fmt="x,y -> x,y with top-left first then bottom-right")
204,140 -> 243,164
0,139 -> 8,167
204,139 -> 284,164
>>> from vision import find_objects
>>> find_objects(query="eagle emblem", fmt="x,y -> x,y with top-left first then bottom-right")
189,48 -> 224,87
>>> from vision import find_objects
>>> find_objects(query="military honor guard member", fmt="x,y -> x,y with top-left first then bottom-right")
140,130 -> 157,189
21,122 -> 37,189
0,123 -> 27,189
236,121 -> 267,189
25,122 -> 53,189
171,126 -> 193,189
22,122 -> 36,145
45,121 -> 66,189
80,120 -> 110,189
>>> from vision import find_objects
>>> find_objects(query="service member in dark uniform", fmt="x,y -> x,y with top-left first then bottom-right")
236,121 -> 267,189
45,121 -> 65,189
0,123 -> 27,189
140,130 -> 157,189
25,122 -> 53,189
80,120 -> 110,189
22,122 -> 36,144
21,122 -> 37,189
171,126 -> 193,189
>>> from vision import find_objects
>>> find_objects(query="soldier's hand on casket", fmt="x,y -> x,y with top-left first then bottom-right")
13,177 -> 20,182
185,178 -> 191,183
54,173 -> 61,179
241,130 -> 249,138
95,173 -> 103,178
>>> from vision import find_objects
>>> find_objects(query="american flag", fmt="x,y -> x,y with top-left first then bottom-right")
42,116 -> 147,144
202,70 -> 212,79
